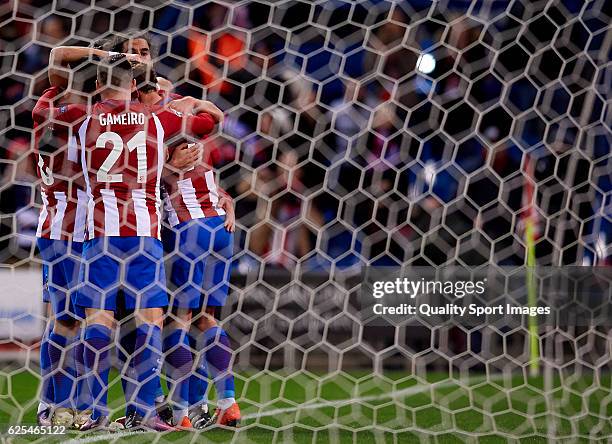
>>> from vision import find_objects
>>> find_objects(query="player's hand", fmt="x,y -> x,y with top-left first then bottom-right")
168,142 -> 202,170
168,97 -> 197,116
157,76 -> 173,94
218,196 -> 235,232
122,53 -> 146,64
169,98 -> 224,123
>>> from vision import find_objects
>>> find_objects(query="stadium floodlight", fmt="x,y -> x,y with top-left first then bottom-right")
416,53 -> 436,74
0,0 -> 610,442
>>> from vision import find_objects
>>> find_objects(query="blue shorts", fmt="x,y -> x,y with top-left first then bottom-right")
37,238 -> 83,321
74,236 -> 168,311
162,217 -> 233,309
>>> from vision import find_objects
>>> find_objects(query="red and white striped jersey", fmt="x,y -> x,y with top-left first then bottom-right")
156,95 -> 228,227
34,92 -> 216,239
32,87 -> 87,242
162,147 -> 227,227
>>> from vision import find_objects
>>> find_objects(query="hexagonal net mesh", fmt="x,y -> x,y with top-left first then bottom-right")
0,0 -> 610,442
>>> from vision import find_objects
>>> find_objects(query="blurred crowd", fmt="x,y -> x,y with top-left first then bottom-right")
0,0 -> 609,267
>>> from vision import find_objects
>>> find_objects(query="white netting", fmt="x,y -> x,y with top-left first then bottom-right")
0,0 -> 610,442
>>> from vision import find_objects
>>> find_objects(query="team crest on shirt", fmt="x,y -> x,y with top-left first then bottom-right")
58,105 -> 67,114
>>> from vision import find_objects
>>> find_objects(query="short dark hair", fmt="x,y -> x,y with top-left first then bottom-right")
92,38 -> 111,51
133,63 -> 158,93
109,30 -> 156,57
97,54 -> 133,89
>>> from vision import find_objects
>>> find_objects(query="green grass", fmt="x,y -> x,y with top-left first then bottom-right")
0,368 -> 610,443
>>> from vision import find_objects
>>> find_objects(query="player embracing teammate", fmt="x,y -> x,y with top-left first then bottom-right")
132,61 -> 239,428
112,33 -> 240,428
32,36 -> 240,431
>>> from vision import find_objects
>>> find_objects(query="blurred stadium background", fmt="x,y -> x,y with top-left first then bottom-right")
0,0 -> 610,442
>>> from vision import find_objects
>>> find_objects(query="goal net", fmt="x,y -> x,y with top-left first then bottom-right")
0,0 -> 610,442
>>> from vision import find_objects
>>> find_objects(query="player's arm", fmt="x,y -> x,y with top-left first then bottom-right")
32,87 -> 86,135
48,46 -> 143,87
217,190 -> 235,233
157,108 -> 217,149
218,186 -> 231,200
168,96 -> 224,123
166,111 -> 216,138
32,86 -> 64,123
188,112 -> 217,136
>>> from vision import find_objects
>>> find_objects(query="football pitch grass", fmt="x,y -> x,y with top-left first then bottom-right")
0,369 -> 610,443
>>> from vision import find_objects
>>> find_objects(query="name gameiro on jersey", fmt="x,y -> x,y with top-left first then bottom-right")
99,112 -> 146,126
